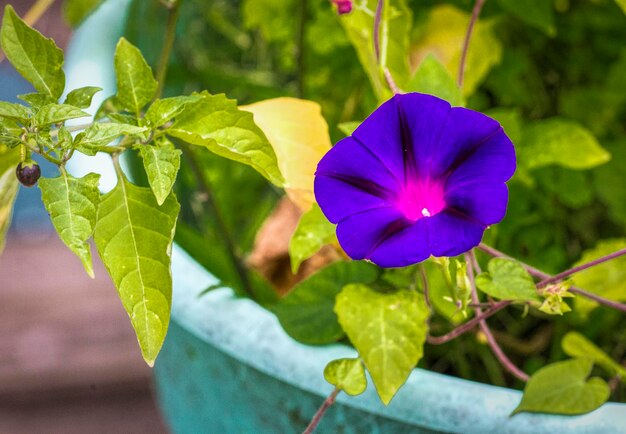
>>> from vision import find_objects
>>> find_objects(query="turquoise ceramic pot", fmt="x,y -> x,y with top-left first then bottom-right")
64,2 -> 626,432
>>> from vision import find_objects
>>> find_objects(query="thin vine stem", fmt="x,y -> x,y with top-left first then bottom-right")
302,388 -> 340,434
155,0 -> 181,98
457,0 -> 486,88
373,0 -> 383,62
466,252 -> 529,382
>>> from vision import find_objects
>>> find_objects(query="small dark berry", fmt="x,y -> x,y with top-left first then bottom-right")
16,161 -> 41,187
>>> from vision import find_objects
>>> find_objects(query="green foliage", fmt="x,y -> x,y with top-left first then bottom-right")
271,261 -> 379,345
406,54 -> 463,106
341,0 -> 412,99
0,146 -> 20,254
139,138 -> 181,206
324,358 -> 367,396
64,86 -> 102,109
514,358 -> 610,415
34,104 -> 89,127
519,118 -> 610,171
335,284 -> 429,405
93,173 -> 180,365
562,332 -> 626,381
475,258 -> 540,302
74,123 -> 148,156
39,172 -> 101,278
0,101 -> 31,122
145,95 -> 203,127
289,204 -> 336,273
63,0 -> 106,27
496,0 -> 555,36
169,92 -> 284,186
1,6 -> 65,99
114,38 -> 158,116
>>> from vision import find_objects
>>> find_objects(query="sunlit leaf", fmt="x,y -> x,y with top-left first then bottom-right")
145,95 -> 203,127
35,104 -> 89,126
289,204 -> 337,273
562,332 -> 626,381
335,284 -> 429,404
324,358 -> 367,396
475,258 -> 540,302
74,122 -> 148,156
139,137 -> 181,206
406,55 -> 463,106
0,101 -> 31,122
64,86 -> 102,109
63,0 -> 105,27
114,38 -> 158,115
39,172 -> 101,278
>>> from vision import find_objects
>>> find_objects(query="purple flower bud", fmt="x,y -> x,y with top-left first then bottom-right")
314,93 -> 516,268
333,0 -> 352,15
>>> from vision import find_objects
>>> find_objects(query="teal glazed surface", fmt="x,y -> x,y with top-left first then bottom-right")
65,3 -> 626,433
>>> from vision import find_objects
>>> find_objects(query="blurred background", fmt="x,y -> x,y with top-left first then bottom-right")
0,1 -> 167,432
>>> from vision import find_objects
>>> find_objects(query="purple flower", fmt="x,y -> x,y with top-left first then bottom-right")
332,0 -> 352,15
314,93 -> 516,268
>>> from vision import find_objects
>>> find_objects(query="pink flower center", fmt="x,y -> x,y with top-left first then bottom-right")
396,179 -> 446,222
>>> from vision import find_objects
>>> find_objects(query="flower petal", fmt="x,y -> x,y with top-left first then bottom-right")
336,207 -> 408,261
368,220 -> 431,267
445,183 -> 509,226
426,210 -> 486,257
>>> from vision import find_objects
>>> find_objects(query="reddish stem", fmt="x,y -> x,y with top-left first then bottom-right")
302,389 -> 340,434
457,0 -> 487,87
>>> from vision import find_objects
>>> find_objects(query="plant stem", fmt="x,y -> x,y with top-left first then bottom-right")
457,0 -> 486,88
478,243 -> 626,313
373,0 -> 383,63
182,146 -> 256,300
418,263 -> 431,308
302,388 -> 340,434
466,252 -> 529,382
156,0 -> 182,99
427,300 -> 511,345
296,0 -> 308,98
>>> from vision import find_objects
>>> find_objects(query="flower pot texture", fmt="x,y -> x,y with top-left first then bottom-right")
64,1 -> 626,432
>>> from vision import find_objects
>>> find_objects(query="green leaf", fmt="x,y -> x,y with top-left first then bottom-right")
114,38 -> 158,115
1,5 -> 65,99
0,146 -> 20,255
406,55 -> 464,106
145,95 -> 203,127
593,141 -> 626,227
169,92 -> 284,186
520,118 -> 610,171
35,104 -> 89,126
614,0 -> 626,14
93,173 -> 180,366
475,258 -> 540,302
64,86 -> 102,109
18,92 -> 55,109
496,0 -> 555,36
335,284 -> 429,405
484,108 -> 522,145
271,261 -> 379,345
63,0 -> 105,26
74,122 -> 148,156
39,172 -> 101,278
340,0 -> 412,99
139,137 -> 181,206
562,332 -> 626,381
513,358 -> 610,415
572,239 -> 626,315
324,358 -> 367,396
289,204 -> 336,273
337,121 -> 360,137
0,101 -> 31,122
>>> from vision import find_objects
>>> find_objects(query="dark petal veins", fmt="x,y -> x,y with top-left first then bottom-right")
368,219 -> 431,267
445,182 -> 509,226
335,207 -> 407,261
426,209 -> 486,257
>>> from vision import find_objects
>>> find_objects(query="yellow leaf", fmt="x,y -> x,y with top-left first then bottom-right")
410,5 -> 502,96
242,97 -> 332,211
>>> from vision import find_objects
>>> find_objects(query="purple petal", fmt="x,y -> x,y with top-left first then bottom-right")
335,207 -> 407,261
426,210 -> 486,257
368,220 -> 430,267
445,183 -> 509,226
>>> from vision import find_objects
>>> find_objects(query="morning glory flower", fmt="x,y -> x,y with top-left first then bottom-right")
314,93 -> 516,268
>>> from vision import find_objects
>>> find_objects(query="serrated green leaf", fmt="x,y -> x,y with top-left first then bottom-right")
93,173 -> 180,366
562,332 -> 626,381
145,95 -> 203,127
18,92 -> 55,110
1,5 -> 65,99
139,138 -> 181,205
271,261 -> 378,345
289,204 -> 336,273
514,358 -> 610,415
39,172 -> 101,278
475,258 -> 540,302
324,358 -> 367,396
75,122 -> 148,156
169,92 -> 284,186
496,0 -> 555,35
64,86 -> 102,109
341,0 -> 412,99
63,0 -> 105,26
573,239 -> 626,316
520,118 -> 610,171
114,38 -> 158,115
0,101 -> 31,122
35,103 -> 89,126
0,146 -> 20,255
335,284 -> 429,405
406,55 -> 464,106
